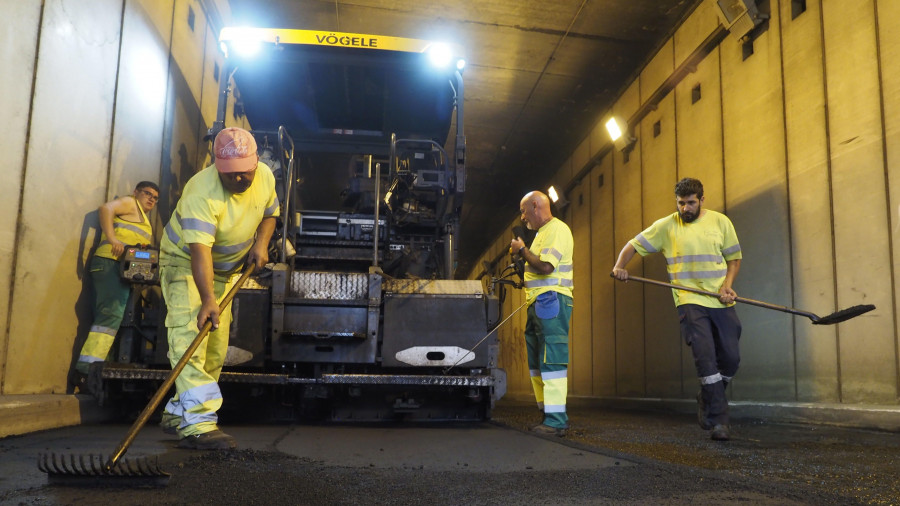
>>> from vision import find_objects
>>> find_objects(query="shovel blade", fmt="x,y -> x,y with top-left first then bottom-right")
812,304 -> 876,325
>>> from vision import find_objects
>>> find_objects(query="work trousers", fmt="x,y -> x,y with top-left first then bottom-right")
160,264 -> 238,437
524,291 -> 573,429
677,304 -> 742,428
77,256 -> 131,374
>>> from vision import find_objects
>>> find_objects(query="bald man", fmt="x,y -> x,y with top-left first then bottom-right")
510,191 -> 574,436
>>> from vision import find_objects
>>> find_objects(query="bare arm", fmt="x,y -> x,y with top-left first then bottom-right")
611,242 -> 637,280
247,217 -> 276,269
189,243 -> 219,330
719,259 -> 741,304
509,236 -> 553,275
98,196 -> 138,258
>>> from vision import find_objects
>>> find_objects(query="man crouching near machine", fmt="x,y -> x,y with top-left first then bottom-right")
158,127 -> 278,450
611,177 -> 742,441
510,191 -> 574,437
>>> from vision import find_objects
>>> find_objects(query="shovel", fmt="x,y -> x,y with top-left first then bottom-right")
615,274 -> 875,325
39,264 -> 256,486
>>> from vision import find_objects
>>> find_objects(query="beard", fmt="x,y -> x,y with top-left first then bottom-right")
679,207 -> 700,223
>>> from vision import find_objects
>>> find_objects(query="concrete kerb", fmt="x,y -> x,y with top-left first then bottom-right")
563,395 -> 900,432
502,394 -> 900,432
0,394 -> 115,439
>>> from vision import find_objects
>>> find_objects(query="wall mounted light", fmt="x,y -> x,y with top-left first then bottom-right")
548,186 -> 560,203
605,116 -> 636,152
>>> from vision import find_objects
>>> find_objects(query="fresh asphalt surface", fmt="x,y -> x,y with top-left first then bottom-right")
1,401 -> 896,505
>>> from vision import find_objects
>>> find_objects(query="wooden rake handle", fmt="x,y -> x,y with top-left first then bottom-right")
106,264 -> 256,470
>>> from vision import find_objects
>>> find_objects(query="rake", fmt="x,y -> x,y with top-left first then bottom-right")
39,264 -> 255,486
617,274 -> 875,325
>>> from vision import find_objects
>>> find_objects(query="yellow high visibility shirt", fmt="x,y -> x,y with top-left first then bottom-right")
95,197 -> 153,260
160,162 -> 280,278
523,217 -> 574,305
630,210 -> 742,308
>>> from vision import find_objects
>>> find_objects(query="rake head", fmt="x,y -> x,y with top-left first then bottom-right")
38,453 -> 170,487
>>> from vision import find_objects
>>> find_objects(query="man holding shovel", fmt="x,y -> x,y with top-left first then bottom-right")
611,177 -> 742,441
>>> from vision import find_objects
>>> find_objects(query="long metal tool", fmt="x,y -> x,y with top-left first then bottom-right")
617,274 -> 875,325
39,264 -> 256,486
443,300 -> 527,374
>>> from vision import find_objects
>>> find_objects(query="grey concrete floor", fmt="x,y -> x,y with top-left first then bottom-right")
0,400 -> 896,505
492,401 -> 900,505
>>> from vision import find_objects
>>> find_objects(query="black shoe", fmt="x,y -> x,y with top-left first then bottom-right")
697,391 -> 713,430
710,424 -> 730,441
71,372 -> 88,393
177,429 -> 237,450
531,424 -> 567,437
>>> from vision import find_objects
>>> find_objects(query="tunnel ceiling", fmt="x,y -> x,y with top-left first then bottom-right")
225,0 -> 703,276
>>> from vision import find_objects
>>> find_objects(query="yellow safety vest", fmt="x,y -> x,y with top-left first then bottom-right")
95,197 -> 153,260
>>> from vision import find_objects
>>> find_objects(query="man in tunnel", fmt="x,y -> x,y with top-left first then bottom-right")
611,177 -> 742,441
74,181 -> 159,389
510,191 -> 574,437
158,127 -> 278,450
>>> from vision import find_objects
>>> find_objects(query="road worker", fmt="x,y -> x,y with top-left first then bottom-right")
158,127 -> 278,450
74,181 -> 159,388
612,177 -> 742,441
509,191 -> 574,437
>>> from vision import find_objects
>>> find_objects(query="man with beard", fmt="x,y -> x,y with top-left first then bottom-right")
611,177 -> 742,441
158,127 -> 279,449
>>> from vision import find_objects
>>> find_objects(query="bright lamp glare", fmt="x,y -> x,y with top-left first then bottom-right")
427,43 -> 452,68
456,59 -> 466,71
605,118 -> 623,142
232,38 -> 261,57
548,186 -> 560,203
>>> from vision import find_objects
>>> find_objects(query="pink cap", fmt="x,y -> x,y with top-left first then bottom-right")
213,127 -> 258,173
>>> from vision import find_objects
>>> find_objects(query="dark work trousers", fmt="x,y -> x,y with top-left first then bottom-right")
677,304 -> 742,427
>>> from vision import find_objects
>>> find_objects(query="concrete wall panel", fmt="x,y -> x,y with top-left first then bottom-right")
195,19 -> 224,171
719,10 -> 795,401
877,0 -> 900,405
613,81 -> 645,396
673,0 -> 720,65
781,0 -> 839,402
673,40 -> 725,394
570,173 -> 593,396
640,39 -> 674,102
639,93 -> 681,397
6,0 -> 124,393
0,0 -> 42,390
590,156 -> 616,395
110,0 -> 175,242
822,0 -> 895,403
161,0 -> 208,215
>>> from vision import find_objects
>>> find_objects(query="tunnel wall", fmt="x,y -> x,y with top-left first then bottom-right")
472,0 -> 900,408
0,0 -> 245,394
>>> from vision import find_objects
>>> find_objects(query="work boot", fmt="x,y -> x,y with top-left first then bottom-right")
159,412 -> 180,435
696,390 -> 713,430
177,429 -> 237,450
531,423 -> 567,437
710,424 -> 730,441
70,372 -> 89,394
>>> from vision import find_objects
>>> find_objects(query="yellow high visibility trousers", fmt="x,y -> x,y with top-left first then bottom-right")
159,264 -> 238,437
